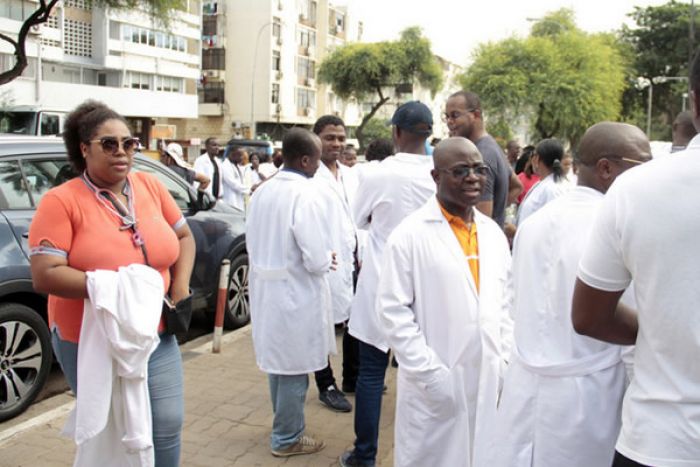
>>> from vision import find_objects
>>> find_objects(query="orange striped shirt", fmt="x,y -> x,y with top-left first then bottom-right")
439,202 -> 479,292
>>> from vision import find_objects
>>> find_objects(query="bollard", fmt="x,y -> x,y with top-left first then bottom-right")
212,259 -> 231,353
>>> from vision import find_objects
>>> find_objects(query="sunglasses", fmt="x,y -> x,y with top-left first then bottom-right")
440,164 -> 489,178
89,136 -> 140,155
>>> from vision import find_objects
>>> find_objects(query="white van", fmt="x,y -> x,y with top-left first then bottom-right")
0,107 -> 66,136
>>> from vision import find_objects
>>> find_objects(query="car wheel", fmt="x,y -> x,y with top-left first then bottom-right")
224,253 -> 250,330
0,303 -> 52,422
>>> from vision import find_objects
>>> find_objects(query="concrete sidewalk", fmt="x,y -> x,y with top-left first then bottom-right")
0,327 -> 396,466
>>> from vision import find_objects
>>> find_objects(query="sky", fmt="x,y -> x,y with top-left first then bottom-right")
345,0 -> 675,64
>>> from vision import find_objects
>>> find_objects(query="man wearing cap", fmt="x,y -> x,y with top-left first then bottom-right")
340,101 -> 436,467
445,91 -> 522,228
160,142 -> 210,190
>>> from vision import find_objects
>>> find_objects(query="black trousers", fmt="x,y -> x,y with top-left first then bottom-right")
314,325 -> 360,391
612,452 -> 650,467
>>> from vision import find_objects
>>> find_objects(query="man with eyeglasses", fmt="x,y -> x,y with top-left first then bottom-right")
445,91 -> 522,228
340,101 -> 436,467
487,122 -> 651,467
571,52 -> 700,467
377,137 -> 513,467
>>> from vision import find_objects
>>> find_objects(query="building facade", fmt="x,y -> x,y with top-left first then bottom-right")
188,0 -> 364,142
0,0 -> 201,147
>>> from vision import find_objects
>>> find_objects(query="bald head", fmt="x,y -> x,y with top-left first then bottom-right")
576,122 -> 651,193
433,137 -> 482,169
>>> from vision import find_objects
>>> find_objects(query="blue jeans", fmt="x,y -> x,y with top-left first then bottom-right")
52,328 -> 184,467
353,340 -> 389,463
268,373 -> 309,450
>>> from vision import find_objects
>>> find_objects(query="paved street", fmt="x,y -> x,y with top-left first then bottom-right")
0,327 -> 396,466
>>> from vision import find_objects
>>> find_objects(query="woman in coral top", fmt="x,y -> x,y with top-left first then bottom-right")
29,100 -> 195,466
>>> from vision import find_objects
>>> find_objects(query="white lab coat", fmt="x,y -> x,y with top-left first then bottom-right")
193,154 -> 224,200
516,174 -> 565,225
379,198 -> 513,467
65,264 -> 164,467
313,162 -> 357,323
221,158 -> 246,210
488,187 -> 629,467
349,153 -> 435,351
246,169 -> 336,374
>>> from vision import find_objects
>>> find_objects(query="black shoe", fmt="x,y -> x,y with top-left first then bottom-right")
319,386 -> 352,412
339,449 -> 375,467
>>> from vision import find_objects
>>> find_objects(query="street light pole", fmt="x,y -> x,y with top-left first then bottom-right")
250,22 -> 275,140
646,82 -> 654,137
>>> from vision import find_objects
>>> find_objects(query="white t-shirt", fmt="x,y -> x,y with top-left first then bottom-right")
577,137 -> 700,467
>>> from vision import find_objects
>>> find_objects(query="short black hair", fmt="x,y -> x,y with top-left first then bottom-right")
63,100 -> 127,173
283,128 -> 318,163
204,137 -> 218,146
313,115 -> 345,135
449,90 -> 481,111
365,138 -> 394,162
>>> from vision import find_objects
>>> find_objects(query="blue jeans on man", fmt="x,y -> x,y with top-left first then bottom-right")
267,373 -> 309,450
351,340 -> 389,464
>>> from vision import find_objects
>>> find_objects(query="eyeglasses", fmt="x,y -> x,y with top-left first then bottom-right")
575,155 -> 650,167
89,136 -> 140,155
609,156 -> 647,166
440,164 -> 489,178
441,109 -> 477,123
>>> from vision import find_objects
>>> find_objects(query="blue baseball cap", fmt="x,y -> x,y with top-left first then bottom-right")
390,101 -> 433,136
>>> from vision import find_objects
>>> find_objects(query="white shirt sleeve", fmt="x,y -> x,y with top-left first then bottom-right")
577,182 -> 632,292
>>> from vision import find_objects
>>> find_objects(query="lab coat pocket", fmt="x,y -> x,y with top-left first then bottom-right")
420,367 -> 458,418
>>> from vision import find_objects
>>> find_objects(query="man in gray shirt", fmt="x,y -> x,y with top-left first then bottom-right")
445,91 -> 522,227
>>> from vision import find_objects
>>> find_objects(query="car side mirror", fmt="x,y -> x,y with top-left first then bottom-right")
196,191 -> 215,211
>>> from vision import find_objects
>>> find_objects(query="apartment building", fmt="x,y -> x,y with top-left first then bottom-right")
185,0 -> 364,142
0,0 -> 201,147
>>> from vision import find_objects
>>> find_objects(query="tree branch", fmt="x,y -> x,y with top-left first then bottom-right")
0,0 -> 60,86
356,88 -> 391,151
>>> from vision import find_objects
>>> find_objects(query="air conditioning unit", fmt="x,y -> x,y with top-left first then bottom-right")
277,0 -> 283,10
276,36 -> 283,46
307,46 -> 316,56
304,106 -> 313,116
276,70 -> 283,80
333,110 -> 341,117
306,77 -> 315,87
275,103 -> 282,113
299,13 -> 307,22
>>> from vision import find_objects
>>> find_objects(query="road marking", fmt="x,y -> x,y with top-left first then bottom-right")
0,400 -> 74,445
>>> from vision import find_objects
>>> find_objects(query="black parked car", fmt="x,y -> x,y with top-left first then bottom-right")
0,136 -> 249,422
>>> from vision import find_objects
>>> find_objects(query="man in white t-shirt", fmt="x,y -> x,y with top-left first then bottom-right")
572,52 -> 700,467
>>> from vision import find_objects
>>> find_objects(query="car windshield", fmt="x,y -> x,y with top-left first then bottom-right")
0,112 -> 37,135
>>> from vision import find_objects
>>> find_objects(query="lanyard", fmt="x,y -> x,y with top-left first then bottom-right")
80,172 -> 150,265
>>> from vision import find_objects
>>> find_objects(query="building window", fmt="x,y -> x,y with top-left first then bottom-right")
64,18 -> 92,57
202,48 -> 225,70
156,76 -> 184,93
298,0 -> 317,23
272,18 -> 282,40
297,27 -> 316,48
297,57 -> 315,80
199,82 -> 224,104
272,50 -> 281,71
296,88 -> 315,109
203,16 -> 217,36
121,24 -> 187,52
271,83 -> 280,104
125,71 -> 152,90
202,1 -> 218,14
64,0 -> 89,9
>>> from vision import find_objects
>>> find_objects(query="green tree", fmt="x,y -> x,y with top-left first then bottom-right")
620,0 -> 699,140
358,117 -> 392,149
0,0 -> 185,86
459,9 -> 627,146
319,27 -> 443,149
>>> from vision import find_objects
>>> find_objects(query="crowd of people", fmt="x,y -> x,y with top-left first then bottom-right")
28,52 -> 700,467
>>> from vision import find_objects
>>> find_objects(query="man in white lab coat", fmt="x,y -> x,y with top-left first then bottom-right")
193,137 -> 224,201
572,53 -> 700,467
246,128 -> 335,458
378,137 -> 513,467
340,101 -> 436,467
311,115 -> 357,413
489,122 -> 651,467
221,147 -> 247,211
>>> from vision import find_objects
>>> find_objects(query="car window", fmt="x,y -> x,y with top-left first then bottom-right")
132,159 -> 191,211
0,160 -> 32,209
21,159 -> 72,206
